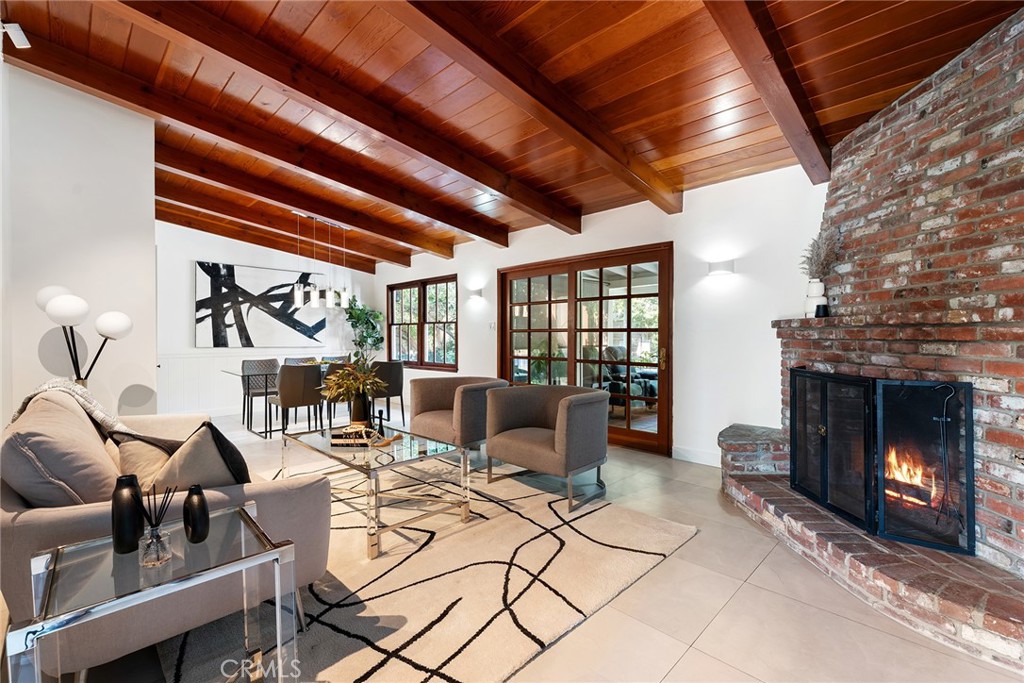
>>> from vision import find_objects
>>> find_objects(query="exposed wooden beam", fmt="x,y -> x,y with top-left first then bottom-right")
704,0 -> 831,184
155,179 -> 412,267
156,202 -> 377,274
156,144 -> 455,259
2,30 -> 502,247
387,1 -> 682,214
109,0 -> 581,236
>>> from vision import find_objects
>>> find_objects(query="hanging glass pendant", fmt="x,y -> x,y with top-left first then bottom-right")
293,283 -> 304,308
340,287 -> 351,309
308,285 -> 320,308
325,288 -> 337,308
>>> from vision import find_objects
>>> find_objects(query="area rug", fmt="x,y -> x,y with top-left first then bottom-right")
157,461 -> 696,682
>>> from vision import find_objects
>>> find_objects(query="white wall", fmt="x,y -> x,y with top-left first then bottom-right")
3,67 -> 157,415
376,165 -> 828,465
155,221 -> 377,415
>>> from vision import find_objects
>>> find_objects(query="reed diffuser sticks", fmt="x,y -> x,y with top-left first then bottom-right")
132,484 -> 177,528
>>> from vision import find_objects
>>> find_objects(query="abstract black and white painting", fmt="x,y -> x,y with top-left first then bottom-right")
195,261 -> 325,348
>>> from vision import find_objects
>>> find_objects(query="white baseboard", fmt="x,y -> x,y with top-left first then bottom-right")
672,446 -> 721,468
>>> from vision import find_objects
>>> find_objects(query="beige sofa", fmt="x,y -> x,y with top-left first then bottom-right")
1,390 -> 330,672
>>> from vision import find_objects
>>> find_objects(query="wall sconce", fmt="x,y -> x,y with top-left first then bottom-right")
707,260 -> 735,276
468,288 -> 484,302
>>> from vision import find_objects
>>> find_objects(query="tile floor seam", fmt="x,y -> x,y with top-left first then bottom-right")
658,645 -> 692,682
690,646 -> 769,683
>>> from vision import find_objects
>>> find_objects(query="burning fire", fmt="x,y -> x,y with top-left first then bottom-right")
884,445 -> 939,508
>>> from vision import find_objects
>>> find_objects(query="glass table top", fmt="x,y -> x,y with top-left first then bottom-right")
40,507 -> 269,619
288,425 -> 458,474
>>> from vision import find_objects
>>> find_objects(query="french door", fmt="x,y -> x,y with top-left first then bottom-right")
498,243 -> 672,455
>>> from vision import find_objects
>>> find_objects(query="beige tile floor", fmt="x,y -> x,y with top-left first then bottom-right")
219,409 -> 1017,683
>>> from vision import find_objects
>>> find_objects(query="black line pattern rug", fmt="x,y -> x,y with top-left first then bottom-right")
157,462 -> 696,682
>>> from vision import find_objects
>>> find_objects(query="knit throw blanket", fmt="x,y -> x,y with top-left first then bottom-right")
8,377 -> 139,435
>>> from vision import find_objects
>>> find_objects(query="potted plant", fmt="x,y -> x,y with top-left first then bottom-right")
345,296 -> 384,366
321,359 -> 386,426
800,229 -> 840,318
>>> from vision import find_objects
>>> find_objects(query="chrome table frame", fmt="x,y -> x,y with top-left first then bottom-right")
284,428 -> 470,559
5,505 -> 298,683
222,369 -> 279,439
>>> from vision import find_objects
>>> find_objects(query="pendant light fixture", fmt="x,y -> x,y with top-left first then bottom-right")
308,217 -> 320,308
325,218 -> 337,308
293,212 -> 304,308
340,226 -> 351,309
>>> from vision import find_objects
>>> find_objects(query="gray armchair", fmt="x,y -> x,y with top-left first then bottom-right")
409,376 -> 509,449
486,385 -> 609,511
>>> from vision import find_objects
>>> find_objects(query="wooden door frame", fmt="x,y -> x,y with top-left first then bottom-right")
496,242 -> 673,455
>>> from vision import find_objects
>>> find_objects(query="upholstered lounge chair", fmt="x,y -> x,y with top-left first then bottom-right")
485,385 -> 609,511
409,376 -> 509,450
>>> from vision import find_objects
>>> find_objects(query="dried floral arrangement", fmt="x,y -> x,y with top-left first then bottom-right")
800,229 -> 841,280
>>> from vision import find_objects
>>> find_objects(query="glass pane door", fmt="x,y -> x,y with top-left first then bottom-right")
500,243 -> 672,455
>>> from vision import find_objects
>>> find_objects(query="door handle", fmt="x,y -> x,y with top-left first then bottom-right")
659,348 -> 666,371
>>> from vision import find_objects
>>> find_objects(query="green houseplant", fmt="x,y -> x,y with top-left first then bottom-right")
323,297 -> 386,425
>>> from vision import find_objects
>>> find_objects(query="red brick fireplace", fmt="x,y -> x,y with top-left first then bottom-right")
721,8 -> 1024,674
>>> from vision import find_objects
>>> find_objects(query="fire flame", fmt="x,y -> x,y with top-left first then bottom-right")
884,445 -> 939,508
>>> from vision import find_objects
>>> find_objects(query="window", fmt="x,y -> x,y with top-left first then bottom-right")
388,276 -> 457,370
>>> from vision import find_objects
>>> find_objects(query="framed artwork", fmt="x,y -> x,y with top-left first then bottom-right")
194,261 -> 325,348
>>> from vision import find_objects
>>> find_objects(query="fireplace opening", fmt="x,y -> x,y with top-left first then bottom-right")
790,369 -> 974,554
877,381 -> 974,553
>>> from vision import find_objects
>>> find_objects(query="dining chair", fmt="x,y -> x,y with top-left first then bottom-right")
320,354 -> 351,364
269,364 -> 323,435
240,358 -> 279,430
370,360 -> 406,425
284,356 -> 317,366
323,362 -> 347,429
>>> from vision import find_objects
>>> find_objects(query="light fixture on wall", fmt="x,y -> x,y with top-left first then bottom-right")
1,23 -> 31,49
36,286 -> 133,385
469,288 -> 484,301
707,260 -> 735,276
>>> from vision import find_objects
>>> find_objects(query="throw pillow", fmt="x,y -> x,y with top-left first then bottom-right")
1,395 -> 119,506
113,422 -> 250,490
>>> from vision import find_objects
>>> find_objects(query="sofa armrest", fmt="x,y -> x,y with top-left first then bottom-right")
453,379 -> 508,446
555,391 -> 610,472
0,475 -> 329,626
119,413 -> 210,439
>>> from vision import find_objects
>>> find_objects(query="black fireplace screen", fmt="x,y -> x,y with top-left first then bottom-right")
876,380 -> 974,553
790,369 -> 975,555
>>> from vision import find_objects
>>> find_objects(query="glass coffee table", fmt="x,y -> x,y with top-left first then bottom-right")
5,505 -> 298,683
285,426 -> 469,559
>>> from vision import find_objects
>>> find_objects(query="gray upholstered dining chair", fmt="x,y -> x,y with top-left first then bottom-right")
240,358 -> 279,430
284,356 -> 317,366
485,385 -> 610,511
370,360 -> 405,425
268,364 -> 323,435
409,376 -> 509,451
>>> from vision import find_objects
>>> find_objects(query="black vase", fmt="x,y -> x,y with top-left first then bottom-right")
183,485 -> 210,544
112,474 -> 144,554
350,392 -> 372,425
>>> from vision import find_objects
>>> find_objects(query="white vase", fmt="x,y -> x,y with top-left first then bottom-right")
805,279 -> 826,318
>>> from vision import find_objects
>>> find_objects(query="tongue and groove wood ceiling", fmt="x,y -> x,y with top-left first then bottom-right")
2,1 -> 1019,274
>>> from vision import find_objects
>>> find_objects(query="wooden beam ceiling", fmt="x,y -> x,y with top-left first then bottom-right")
155,144 -> 455,258
705,0 -> 832,184
156,201 -> 378,274
106,0 -> 582,236
386,1 -> 683,215
155,179 -> 413,267
2,29 -> 505,248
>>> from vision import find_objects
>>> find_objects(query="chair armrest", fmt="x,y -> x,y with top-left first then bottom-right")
119,414 -> 210,439
555,391 -> 610,472
453,380 -> 508,446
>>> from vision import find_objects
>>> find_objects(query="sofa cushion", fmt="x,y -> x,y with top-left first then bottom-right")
410,410 -> 456,445
114,422 -> 250,490
487,427 -> 564,477
1,395 -> 119,506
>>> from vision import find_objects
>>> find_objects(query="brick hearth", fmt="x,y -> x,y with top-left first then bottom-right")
720,425 -> 1024,673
